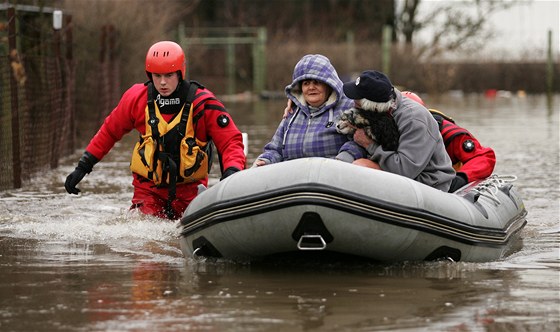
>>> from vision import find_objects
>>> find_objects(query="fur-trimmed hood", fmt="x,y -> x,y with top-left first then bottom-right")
285,54 -> 346,114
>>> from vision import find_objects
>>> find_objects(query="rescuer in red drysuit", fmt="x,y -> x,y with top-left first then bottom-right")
402,91 -> 496,192
65,41 -> 246,219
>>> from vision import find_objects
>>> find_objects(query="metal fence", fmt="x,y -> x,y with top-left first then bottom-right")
1,4 -> 121,191
1,5 -> 74,190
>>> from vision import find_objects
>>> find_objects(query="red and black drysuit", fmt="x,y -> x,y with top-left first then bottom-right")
431,110 -> 496,192
84,81 -> 246,219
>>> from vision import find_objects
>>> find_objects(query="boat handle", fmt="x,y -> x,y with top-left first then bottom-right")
297,234 -> 327,250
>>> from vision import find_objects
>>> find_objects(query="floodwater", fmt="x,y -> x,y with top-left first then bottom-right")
1,94 -> 558,331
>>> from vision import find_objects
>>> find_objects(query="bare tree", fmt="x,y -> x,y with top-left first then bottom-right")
397,0 -> 520,59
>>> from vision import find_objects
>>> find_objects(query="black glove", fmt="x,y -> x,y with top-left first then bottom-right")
65,151 -> 98,195
220,167 -> 240,181
449,173 -> 468,193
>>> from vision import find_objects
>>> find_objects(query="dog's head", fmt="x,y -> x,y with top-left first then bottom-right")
337,107 -> 399,151
336,108 -> 358,135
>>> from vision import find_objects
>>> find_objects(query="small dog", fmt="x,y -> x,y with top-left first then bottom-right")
336,107 -> 400,151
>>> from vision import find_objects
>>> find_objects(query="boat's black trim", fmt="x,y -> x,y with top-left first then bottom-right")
180,183 -> 527,247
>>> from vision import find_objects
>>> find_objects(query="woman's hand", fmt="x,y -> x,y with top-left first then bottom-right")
353,128 -> 374,148
252,159 -> 267,167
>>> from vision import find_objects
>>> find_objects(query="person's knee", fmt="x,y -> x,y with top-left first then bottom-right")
352,158 -> 381,170
130,201 -> 165,218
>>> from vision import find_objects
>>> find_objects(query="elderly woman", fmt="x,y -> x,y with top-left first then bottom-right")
254,54 -> 365,166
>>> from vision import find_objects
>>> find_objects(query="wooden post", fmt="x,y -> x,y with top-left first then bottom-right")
226,37 -> 235,95
178,23 -> 188,79
546,30 -> 554,96
546,29 -> 555,116
346,30 -> 355,76
51,19 -> 62,169
381,25 -> 392,75
252,27 -> 266,95
65,15 -> 72,61
65,14 -> 76,152
8,7 -> 21,188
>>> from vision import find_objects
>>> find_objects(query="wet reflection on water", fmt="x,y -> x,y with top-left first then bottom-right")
0,94 -> 558,331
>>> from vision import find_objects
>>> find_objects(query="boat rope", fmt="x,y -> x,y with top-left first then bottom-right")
471,174 -> 518,205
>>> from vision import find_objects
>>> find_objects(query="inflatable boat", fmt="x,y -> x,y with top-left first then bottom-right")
178,158 -> 527,263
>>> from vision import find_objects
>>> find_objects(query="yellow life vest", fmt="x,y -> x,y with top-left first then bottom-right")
130,93 -> 209,186
428,108 -> 455,124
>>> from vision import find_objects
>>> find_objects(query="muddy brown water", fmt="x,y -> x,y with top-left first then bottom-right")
1,94 -> 558,331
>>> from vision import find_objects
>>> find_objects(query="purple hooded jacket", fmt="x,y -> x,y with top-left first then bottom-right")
256,54 -> 365,164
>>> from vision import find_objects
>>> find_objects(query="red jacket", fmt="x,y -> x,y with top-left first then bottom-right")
86,83 -> 246,179
439,119 -> 496,182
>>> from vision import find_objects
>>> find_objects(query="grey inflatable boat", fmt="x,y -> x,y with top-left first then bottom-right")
179,158 -> 527,263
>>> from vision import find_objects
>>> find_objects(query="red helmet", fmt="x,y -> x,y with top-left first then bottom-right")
145,41 -> 186,80
402,91 -> 425,106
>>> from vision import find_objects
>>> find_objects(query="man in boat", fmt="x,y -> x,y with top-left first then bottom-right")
402,91 -> 497,192
64,41 -> 246,220
342,70 -> 455,192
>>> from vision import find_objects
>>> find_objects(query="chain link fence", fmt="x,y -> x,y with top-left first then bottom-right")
1,6 -> 72,189
0,5 -> 118,190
